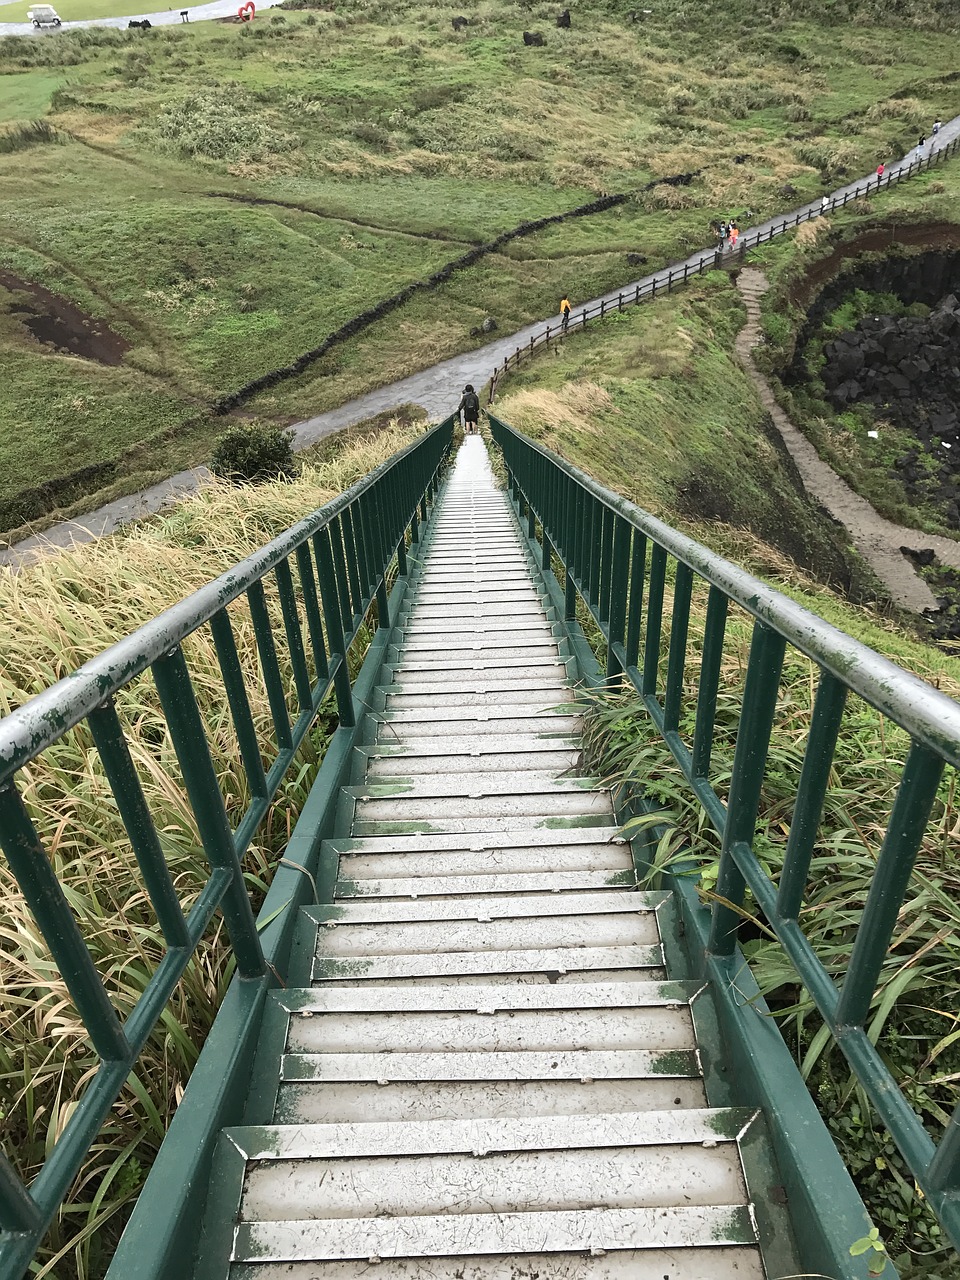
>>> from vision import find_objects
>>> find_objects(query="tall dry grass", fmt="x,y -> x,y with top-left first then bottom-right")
0,420 -> 423,1278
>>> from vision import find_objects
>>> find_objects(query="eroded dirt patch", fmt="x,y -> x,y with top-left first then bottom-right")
0,271 -> 131,365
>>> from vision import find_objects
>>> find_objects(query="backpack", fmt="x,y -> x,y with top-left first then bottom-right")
463,392 -> 480,415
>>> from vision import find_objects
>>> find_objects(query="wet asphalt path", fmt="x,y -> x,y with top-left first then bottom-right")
3,113 -> 960,568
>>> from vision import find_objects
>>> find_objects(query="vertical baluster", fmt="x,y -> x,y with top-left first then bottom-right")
151,646 -> 266,978
625,530 -> 647,674
835,741 -> 944,1027
88,698 -> 191,949
663,562 -> 693,733
598,506 -> 614,626
565,474 -> 578,620
209,609 -> 270,797
295,542 -> 329,682
247,580 -> 293,751
606,518 -> 631,682
274,558 -> 313,713
340,507 -> 364,616
313,527 -> 356,727
642,544 -> 667,696
707,623 -> 787,956
776,672 -> 847,920
0,782 -> 131,1059
691,587 -> 728,779
330,515 -> 355,635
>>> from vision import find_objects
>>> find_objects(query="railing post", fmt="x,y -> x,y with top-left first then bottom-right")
707,623 -> 786,957
313,527 -> 356,729
835,742 -> 944,1028
152,646 -> 267,980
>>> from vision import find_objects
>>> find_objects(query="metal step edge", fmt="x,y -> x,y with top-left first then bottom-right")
350,815 -> 616,836
312,947 -> 665,983
364,749 -> 582,776
334,870 -> 636,897
232,1204 -> 757,1262
336,848 -> 633,878
374,712 -> 581,732
311,943 -> 663,982
225,1106 -> 756,1162
308,889 -> 663,924
347,774 -> 603,799
275,979 -> 702,1014
280,1046 -> 702,1083
325,827 -> 626,853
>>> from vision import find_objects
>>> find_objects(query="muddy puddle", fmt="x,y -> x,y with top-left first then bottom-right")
0,271 -> 131,365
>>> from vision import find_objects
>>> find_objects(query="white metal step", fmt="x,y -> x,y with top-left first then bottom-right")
275,1076 -> 710,1125
328,827 -> 626,855
375,710 -> 580,735
234,1204 -> 757,1263
336,844 -> 631,879
315,890 -> 655,924
312,943 -> 663,984
364,746 -> 582,776
335,869 -> 633,897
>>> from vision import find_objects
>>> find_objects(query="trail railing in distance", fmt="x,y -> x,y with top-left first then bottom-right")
488,133 -> 960,401
490,411 -> 960,1250
0,418 -> 453,1276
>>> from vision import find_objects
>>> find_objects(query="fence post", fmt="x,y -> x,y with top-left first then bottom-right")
667,270 -> 673,290
600,299 -> 606,318
651,277 -> 657,297
618,293 -> 623,312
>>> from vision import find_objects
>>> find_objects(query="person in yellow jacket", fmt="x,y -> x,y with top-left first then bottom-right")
560,295 -> 572,332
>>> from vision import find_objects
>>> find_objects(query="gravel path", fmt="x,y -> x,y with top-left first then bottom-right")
3,114 -> 960,570
735,267 -> 960,613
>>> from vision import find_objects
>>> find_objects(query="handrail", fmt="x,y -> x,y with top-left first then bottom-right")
0,416 -> 454,1275
490,412 -> 960,1250
488,132 -> 960,400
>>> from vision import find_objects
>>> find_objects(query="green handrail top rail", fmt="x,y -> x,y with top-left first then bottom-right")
0,417 -> 453,1276
0,422 -> 449,786
491,415 -> 960,768
490,412 -> 960,1252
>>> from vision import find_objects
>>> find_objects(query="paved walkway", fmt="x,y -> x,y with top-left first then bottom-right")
4,112 -> 960,569
0,0 -> 278,37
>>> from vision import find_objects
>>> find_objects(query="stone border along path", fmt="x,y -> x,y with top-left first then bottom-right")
736,267 -> 960,613
3,112 -> 960,570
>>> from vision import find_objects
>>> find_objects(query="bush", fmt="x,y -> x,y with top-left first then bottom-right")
210,423 -> 298,484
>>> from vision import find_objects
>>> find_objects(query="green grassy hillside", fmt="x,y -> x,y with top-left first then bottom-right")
1,0 -> 960,532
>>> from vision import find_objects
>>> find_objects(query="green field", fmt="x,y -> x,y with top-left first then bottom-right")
0,0 -> 960,535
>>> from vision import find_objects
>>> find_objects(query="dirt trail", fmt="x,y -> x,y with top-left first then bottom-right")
735,267 -> 960,613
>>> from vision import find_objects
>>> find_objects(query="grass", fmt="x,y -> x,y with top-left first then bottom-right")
0,2 -> 959,529
0,416 -> 425,1279
492,269 -> 870,595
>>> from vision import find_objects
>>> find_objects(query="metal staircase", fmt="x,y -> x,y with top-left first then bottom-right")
6,418 -> 960,1280
196,437 -> 769,1278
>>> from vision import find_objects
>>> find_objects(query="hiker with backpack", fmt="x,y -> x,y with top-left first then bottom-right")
458,383 -> 481,434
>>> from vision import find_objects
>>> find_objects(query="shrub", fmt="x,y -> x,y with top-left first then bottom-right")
210,423 -> 298,484
147,87 -> 296,162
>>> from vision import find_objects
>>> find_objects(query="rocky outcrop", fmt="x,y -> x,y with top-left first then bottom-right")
822,295 -> 960,450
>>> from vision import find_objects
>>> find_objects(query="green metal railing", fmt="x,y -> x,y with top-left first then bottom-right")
490,412 -> 960,1250
0,418 -> 453,1276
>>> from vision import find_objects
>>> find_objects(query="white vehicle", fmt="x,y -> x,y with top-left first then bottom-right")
27,4 -> 62,26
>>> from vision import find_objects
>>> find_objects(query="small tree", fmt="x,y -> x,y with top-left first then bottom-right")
210,423 -> 298,485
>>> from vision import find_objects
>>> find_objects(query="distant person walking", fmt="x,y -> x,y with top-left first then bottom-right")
876,162 -> 885,179
458,383 -> 480,435
729,222 -> 739,249
560,295 -> 572,333
933,118 -> 942,137
821,194 -> 830,214
917,135 -> 926,158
